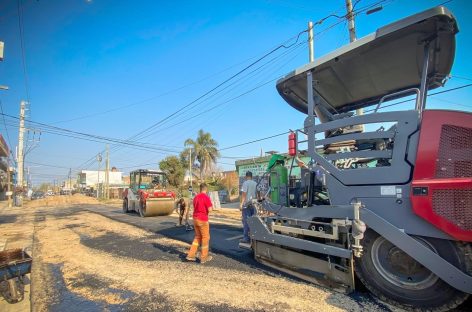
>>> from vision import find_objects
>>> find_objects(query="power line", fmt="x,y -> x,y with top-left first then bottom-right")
16,0 -> 30,102
219,130 -> 291,151
50,54 -> 267,124
121,29 -> 310,145
365,83 -> 472,113
25,161 -> 76,170
75,29 -> 310,171
452,75 -> 472,82
29,6 -> 367,174
98,36 -> 307,167
138,45 -> 304,143
151,42 -> 307,147
220,83 -> 472,151
0,113 -> 183,154
26,83 -> 471,179
159,46 -> 303,149
79,4 -> 367,167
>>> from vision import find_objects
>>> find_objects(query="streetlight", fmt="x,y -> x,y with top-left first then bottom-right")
366,6 -> 383,15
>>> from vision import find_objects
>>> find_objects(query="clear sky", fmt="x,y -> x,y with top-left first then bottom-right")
0,0 -> 471,186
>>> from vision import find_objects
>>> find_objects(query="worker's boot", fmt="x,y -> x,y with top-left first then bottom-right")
200,255 -> 213,264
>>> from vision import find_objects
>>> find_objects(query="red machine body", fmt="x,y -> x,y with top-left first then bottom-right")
139,189 -> 175,201
411,110 -> 472,242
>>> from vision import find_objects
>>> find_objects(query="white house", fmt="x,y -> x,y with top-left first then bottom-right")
79,170 -> 123,187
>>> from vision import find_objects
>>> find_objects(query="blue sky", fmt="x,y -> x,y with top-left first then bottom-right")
0,0 -> 471,186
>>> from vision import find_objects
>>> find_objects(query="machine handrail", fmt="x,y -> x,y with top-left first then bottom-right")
374,88 -> 420,113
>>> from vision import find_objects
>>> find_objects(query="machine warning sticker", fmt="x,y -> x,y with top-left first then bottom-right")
380,186 -> 396,196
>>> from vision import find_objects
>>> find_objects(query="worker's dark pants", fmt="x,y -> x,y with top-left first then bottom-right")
178,207 -> 186,225
242,205 -> 256,242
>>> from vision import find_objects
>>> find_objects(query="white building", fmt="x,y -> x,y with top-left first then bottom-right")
79,170 -> 123,187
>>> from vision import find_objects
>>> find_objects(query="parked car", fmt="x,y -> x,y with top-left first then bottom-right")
31,191 -> 45,200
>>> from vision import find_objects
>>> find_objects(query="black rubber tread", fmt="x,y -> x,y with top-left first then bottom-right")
355,230 -> 470,311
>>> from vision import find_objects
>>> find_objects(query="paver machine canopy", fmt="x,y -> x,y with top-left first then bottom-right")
247,6 -> 472,311
277,6 -> 456,115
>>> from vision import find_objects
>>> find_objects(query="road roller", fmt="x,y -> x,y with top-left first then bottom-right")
122,169 -> 175,217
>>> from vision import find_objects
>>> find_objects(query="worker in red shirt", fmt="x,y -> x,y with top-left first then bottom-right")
186,183 -> 213,263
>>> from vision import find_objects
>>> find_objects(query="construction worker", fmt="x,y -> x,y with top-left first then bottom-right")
176,198 -> 186,226
239,171 -> 258,245
186,183 -> 213,263
184,191 -> 194,231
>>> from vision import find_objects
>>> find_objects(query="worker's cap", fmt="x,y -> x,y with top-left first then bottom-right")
245,171 -> 253,177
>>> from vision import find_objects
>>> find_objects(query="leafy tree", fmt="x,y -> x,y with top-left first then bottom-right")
159,156 -> 185,188
184,129 -> 220,179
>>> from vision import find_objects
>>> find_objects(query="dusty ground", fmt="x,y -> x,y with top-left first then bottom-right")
28,203 -> 384,311
25,194 -> 100,208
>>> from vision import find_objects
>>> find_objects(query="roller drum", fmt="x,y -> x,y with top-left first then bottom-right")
142,198 -> 175,217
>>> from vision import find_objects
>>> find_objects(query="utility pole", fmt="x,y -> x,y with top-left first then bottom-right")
345,0 -> 357,43
105,145 -> 109,200
16,100 -> 26,206
308,21 -> 314,62
345,0 -> 364,119
97,153 -> 102,199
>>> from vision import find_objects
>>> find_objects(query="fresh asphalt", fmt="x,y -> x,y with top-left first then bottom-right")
86,203 -> 251,262
83,204 -> 395,311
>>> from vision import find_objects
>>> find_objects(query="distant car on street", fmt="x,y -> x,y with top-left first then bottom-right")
31,191 -> 45,200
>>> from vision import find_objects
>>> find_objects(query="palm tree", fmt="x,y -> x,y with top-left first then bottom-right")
184,129 -> 220,179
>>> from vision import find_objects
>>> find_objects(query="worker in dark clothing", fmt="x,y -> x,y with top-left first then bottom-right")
176,198 -> 186,226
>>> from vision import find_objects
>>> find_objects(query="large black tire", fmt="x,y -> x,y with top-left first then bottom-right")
122,198 -> 128,213
355,230 -> 469,311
